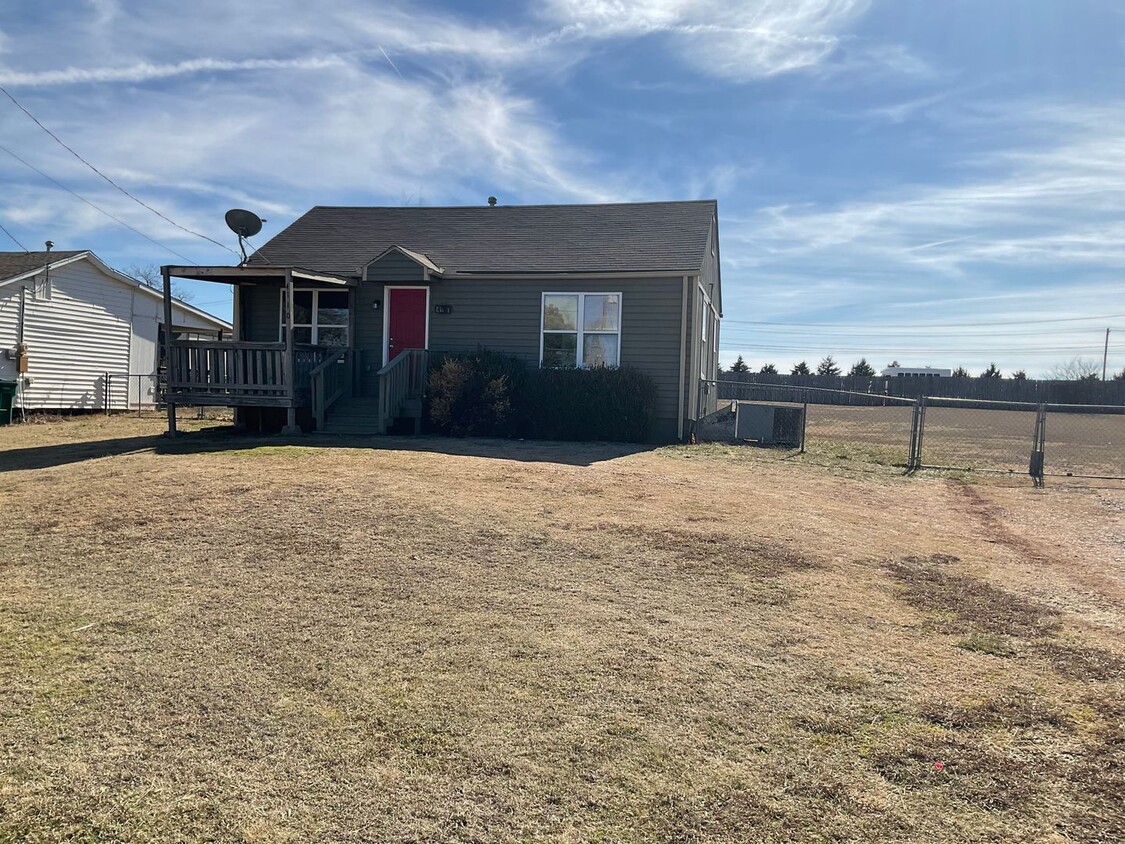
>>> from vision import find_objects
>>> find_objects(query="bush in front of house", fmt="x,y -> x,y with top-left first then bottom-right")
426,349 -> 526,437
425,350 -> 657,442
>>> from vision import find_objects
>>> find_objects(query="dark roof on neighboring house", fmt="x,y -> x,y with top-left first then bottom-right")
248,201 -> 717,276
0,250 -> 85,281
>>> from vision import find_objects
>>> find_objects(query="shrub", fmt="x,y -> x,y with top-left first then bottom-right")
425,349 -> 526,437
424,350 -> 658,442
524,366 -> 657,443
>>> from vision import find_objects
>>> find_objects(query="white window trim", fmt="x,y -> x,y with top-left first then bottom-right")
278,288 -> 350,346
539,291 -> 622,368
382,285 -> 431,367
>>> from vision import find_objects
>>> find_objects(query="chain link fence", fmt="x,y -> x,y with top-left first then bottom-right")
707,381 -> 1125,483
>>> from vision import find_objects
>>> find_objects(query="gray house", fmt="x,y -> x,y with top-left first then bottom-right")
161,200 -> 722,442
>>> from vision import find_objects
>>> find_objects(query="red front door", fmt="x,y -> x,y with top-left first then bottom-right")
387,288 -> 427,363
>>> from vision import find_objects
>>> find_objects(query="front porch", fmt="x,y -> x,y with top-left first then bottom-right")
160,265 -> 426,435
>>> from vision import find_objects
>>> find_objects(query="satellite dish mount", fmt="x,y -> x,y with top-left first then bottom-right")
224,209 -> 265,264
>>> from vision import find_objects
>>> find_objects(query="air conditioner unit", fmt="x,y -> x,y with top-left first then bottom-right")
734,402 -> 805,446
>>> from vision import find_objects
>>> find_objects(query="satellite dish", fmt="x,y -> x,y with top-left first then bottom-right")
224,209 -> 267,264
224,209 -> 263,238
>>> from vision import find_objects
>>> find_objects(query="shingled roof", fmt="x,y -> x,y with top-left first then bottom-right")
0,250 -> 85,281
248,201 -> 717,277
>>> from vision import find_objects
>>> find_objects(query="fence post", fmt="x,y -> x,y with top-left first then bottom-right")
908,395 -> 927,471
104,372 -> 111,416
1029,403 -> 1047,486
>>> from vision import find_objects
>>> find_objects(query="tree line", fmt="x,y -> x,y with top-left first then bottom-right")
721,355 -> 1125,381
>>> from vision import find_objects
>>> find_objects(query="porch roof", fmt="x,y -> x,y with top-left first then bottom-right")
163,265 -> 356,286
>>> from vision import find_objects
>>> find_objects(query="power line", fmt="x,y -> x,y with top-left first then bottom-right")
0,84 -> 239,258
0,143 -> 196,263
722,326 -> 1125,339
724,313 -> 1125,329
0,219 -> 27,252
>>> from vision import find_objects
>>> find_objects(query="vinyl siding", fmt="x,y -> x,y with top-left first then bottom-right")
366,253 -> 427,283
0,260 -> 130,409
352,276 -> 685,437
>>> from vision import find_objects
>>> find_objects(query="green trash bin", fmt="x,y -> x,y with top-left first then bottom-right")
0,379 -> 17,426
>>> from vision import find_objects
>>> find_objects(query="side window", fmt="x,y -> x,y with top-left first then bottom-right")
541,292 -> 621,368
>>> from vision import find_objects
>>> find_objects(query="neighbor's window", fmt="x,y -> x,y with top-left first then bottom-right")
541,292 -> 621,368
279,289 -> 350,346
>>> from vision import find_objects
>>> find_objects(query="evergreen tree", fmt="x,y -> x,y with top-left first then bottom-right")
1011,369 -> 1028,380
816,356 -> 841,376
1114,368 -> 1125,381
848,357 -> 875,377
759,363 -> 778,374
980,362 -> 1002,379
791,361 -> 811,375
886,360 -> 900,368
729,355 -> 751,373
951,366 -> 970,377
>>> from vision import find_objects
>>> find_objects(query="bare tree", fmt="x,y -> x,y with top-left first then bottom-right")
1044,356 -> 1101,381
125,263 -> 195,303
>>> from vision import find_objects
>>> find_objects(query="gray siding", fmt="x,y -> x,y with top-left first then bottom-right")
239,284 -> 281,342
352,276 -> 685,437
366,253 -> 427,283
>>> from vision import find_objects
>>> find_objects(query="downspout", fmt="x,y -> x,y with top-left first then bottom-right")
677,275 -> 688,441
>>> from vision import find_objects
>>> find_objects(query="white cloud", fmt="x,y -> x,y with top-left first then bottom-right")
0,56 -> 347,87
542,0 -> 874,79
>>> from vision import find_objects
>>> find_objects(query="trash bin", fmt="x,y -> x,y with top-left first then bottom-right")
0,379 -> 17,426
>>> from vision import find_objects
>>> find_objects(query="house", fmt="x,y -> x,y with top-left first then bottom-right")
0,250 -> 230,411
160,200 -> 722,442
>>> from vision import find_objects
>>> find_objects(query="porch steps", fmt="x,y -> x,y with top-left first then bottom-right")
316,395 -> 422,436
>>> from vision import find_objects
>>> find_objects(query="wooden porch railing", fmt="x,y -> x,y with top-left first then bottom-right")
311,348 -> 353,428
168,340 -> 336,405
168,341 -> 288,400
377,348 -> 427,433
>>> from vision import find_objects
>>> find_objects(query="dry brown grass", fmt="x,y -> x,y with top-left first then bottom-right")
1,416 -> 1123,843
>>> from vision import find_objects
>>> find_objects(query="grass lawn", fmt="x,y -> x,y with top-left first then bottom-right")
1,416 -> 1123,842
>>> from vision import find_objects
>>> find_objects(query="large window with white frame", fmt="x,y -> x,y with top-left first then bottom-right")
279,289 -> 350,346
541,292 -> 621,368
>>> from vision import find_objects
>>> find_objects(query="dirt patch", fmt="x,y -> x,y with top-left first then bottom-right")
885,555 -> 1061,638
1037,640 -> 1125,681
917,687 -> 1072,730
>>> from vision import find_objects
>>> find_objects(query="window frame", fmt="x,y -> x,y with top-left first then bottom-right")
278,287 -> 350,347
539,291 -> 622,368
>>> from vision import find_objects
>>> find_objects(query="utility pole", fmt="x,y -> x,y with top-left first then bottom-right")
1103,327 -> 1111,381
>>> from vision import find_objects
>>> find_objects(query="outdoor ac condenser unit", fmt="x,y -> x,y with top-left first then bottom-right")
734,402 -> 805,446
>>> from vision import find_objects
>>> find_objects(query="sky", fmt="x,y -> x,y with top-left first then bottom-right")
1,0 -> 1124,378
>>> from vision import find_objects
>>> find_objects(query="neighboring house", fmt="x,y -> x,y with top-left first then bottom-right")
162,200 -> 722,442
0,251 -> 230,411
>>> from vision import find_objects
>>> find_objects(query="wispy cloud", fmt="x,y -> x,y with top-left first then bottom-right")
0,56 -> 347,87
541,0 -> 877,79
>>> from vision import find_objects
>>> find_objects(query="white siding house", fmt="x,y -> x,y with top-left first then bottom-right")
0,251 -> 230,410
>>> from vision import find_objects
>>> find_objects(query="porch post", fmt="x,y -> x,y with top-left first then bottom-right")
282,269 -> 299,434
162,266 -> 177,437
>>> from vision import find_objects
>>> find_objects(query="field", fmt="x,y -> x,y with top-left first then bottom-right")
2,416 -> 1124,843
738,402 -> 1124,478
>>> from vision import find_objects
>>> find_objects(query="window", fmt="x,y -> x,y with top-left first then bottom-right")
541,292 -> 621,367
279,289 -> 350,346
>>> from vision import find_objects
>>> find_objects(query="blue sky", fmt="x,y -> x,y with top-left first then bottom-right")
1,0 -> 1123,377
